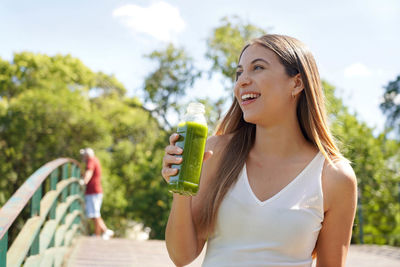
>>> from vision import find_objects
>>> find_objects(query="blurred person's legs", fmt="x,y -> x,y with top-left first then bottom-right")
93,217 -> 107,235
85,193 -> 113,238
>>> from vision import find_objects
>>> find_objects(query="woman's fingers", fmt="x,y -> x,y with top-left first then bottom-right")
161,153 -> 182,181
165,145 -> 183,155
163,154 -> 183,167
162,133 -> 182,182
161,167 -> 178,182
169,133 -> 180,146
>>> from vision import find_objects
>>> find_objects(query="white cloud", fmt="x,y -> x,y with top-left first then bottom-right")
112,1 -> 186,42
343,63 -> 372,78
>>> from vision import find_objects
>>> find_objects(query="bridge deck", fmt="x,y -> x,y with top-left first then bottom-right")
66,237 -> 400,267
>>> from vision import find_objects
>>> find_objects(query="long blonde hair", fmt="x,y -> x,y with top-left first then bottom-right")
198,34 -> 344,236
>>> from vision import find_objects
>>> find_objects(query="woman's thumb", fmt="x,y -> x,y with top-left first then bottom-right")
203,150 -> 214,161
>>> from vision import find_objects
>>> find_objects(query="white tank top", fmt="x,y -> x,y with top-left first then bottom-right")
202,152 -> 325,267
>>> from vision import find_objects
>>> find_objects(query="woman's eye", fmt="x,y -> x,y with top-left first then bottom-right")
236,71 -> 242,78
254,65 -> 264,70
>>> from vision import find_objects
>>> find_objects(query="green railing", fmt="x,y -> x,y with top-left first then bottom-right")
0,158 -> 87,267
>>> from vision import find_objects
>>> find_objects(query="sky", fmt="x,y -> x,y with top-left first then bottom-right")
1,0 -> 399,134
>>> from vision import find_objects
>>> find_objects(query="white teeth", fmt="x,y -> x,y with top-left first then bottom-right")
241,93 -> 260,100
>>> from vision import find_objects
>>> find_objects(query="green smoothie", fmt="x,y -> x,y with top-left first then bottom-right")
169,121 -> 208,195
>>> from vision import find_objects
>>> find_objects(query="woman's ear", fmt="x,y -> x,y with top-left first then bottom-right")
292,73 -> 304,96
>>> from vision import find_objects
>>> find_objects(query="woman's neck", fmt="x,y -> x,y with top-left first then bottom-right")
252,119 -> 313,159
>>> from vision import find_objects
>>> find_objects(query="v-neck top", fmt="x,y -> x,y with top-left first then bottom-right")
202,152 -> 325,267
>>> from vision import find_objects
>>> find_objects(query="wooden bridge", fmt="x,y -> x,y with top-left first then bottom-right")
1,159 -> 400,267
64,237 -> 400,267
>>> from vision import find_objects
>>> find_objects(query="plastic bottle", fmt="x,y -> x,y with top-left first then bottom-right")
169,102 -> 208,195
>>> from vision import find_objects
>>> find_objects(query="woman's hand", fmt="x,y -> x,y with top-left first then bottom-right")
161,133 -> 213,183
161,133 -> 183,182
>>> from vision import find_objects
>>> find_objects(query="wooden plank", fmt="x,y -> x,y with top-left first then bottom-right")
39,247 -> 57,267
55,210 -> 81,246
40,220 -> 57,253
55,225 -> 67,247
42,178 -> 80,220
7,217 -> 41,267
40,191 -> 58,219
55,195 -> 81,222
64,224 -> 79,246
54,247 -> 67,267
24,253 -> 44,267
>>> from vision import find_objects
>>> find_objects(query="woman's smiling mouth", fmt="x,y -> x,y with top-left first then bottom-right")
240,92 -> 261,105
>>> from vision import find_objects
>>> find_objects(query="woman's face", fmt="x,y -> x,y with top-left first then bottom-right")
234,44 -> 296,126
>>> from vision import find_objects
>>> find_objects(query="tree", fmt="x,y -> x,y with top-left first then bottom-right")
325,81 -> 400,245
0,52 -> 169,240
206,16 -> 267,88
198,16 -> 267,130
0,87 -> 112,246
0,52 -> 126,100
196,97 -> 225,134
380,75 -> 400,134
90,97 -> 170,239
0,88 -> 110,202
143,43 -> 200,130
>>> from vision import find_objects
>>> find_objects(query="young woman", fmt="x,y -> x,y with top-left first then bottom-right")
161,34 -> 357,267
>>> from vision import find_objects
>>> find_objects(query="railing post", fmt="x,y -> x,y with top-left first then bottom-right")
62,163 -> 69,202
49,169 -> 59,248
31,185 -> 42,217
0,232 -> 7,267
74,183 -> 79,210
71,164 -> 75,178
73,164 -> 81,211
50,169 -> 59,220
61,163 -> 69,225
357,188 -> 364,244
30,185 -> 42,256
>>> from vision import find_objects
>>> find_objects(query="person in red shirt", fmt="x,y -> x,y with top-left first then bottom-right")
80,148 -> 114,239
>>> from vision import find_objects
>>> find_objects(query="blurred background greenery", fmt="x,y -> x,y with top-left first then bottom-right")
1,16 -> 400,246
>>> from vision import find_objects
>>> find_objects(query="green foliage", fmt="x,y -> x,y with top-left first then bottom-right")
90,97 -> 170,239
324,81 -> 400,245
380,75 -> 400,133
206,16 -> 266,87
196,97 -> 226,134
144,43 -> 201,129
0,52 -> 168,240
333,114 -> 400,244
0,52 -> 126,99
0,88 -> 109,199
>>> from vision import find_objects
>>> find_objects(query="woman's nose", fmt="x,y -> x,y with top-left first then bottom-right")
236,73 -> 251,87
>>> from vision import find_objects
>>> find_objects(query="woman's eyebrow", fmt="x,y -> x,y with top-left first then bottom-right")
251,58 -> 270,65
237,58 -> 270,69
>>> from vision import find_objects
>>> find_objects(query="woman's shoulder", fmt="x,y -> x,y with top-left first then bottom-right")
206,133 -> 234,152
322,156 -> 357,210
197,134 -> 234,189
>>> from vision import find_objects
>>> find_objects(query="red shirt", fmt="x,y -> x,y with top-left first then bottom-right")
85,156 -> 103,195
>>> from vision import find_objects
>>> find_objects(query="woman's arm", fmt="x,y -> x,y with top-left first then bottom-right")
165,194 -> 205,266
163,135 -> 221,266
315,159 -> 358,267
